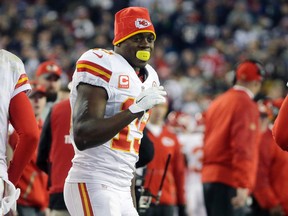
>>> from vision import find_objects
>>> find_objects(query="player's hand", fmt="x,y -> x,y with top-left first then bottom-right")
231,187 -> 249,208
129,86 -> 167,114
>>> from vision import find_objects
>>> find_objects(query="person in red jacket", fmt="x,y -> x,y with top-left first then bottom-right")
143,101 -> 186,216
273,91 -> 288,151
251,100 -> 288,216
202,59 -> 264,216
36,98 -> 74,216
9,82 -> 49,216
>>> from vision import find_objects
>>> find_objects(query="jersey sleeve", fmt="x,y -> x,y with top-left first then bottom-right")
12,73 -> 31,99
0,50 -> 31,98
72,49 -> 114,98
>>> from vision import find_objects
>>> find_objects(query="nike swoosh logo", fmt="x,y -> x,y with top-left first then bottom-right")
93,52 -> 103,58
136,96 -> 145,103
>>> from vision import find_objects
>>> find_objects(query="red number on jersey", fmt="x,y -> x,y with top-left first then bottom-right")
111,98 -> 149,153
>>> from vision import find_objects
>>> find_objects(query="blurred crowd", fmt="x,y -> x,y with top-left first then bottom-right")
1,0 -> 288,115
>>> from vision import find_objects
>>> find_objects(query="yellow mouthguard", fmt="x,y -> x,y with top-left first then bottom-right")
136,51 -> 150,61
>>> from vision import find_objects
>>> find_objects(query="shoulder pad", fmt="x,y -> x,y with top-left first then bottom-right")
79,48 -> 113,70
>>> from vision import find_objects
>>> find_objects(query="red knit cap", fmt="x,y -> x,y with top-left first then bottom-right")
112,7 -> 156,45
236,61 -> 263,82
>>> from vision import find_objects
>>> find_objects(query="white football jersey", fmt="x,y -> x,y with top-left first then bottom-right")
178,131 -> 207,216
0,49 -> 31,179
67,48 -> 160,191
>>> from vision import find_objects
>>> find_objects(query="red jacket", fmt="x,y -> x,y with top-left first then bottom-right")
202,88 -> 261,191
144,125 -> 186,205
273,95 -> 288,151
253,128 -> 288,215
9,119 -> 48,210
37,99 -> 74,194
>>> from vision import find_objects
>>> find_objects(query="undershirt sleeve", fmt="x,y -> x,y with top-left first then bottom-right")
7,92 -> 39,185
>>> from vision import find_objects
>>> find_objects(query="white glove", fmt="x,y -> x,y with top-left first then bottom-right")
129,86 -> 167,114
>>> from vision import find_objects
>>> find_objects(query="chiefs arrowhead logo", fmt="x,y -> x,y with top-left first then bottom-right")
118,75 -> 129,89
135,18 -> 152,29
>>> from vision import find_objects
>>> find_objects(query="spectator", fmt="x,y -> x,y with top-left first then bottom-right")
202,59 -> 264,216
37,99 -> 74,216
35,60 -> 63,120
64,7 -> 167,216
72,6 -> 95,40
0,49 -> 39,215
251,100 -> 288,216
9,82 -> 49,216
143,102 -> 186,216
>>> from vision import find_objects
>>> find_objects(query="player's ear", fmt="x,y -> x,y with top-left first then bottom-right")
116,43 -> 121,47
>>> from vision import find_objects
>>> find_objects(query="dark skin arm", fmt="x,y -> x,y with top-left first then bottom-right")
73,83 -> 143,151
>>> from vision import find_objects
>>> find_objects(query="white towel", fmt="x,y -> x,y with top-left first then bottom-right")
0,178 -> 20,215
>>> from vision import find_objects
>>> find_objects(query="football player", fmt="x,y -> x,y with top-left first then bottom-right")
64,7 -> 167,216
0,49 -> 39,215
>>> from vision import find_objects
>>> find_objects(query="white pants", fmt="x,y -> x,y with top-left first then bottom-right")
186,182 -> 207,216
50,209 -> 71,216
64,182 -> 138,216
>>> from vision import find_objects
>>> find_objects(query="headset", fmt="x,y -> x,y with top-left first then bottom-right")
232,59 -> 265,85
